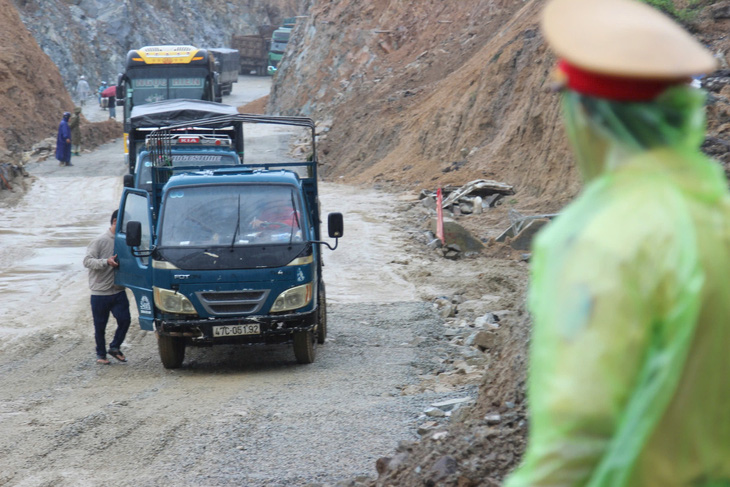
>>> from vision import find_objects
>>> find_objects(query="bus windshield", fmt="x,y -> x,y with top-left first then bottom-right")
127,66 -> 210,106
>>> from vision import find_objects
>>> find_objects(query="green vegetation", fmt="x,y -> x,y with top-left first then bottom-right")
640,0 -> 702,24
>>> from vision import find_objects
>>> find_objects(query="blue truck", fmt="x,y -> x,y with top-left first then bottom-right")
113,114 -> 343,368
126,99 -> 241,174
125,132 -> 242,193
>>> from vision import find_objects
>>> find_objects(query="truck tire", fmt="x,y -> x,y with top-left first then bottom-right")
293,330 -> 316,364
317,282 -> 327,344
158,333 -> 185,369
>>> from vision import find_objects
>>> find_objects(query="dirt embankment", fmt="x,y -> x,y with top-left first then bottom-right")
0,0 -> 125,199
271,0 -> 730,212
0,0 -> 72,154
265,1 -> 730,485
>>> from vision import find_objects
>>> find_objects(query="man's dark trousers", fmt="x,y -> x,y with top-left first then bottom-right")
91,291 -> 131,358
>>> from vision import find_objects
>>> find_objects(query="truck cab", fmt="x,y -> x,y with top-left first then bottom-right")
267,27 -> 292,74
126,99 -> 241,174
124,133 -> 241,192
114,114 -> 343,369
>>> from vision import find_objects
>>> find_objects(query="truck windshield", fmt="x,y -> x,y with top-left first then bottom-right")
128,66 -> 209,106
159,184 -> 303,248
138,152 -> 239,192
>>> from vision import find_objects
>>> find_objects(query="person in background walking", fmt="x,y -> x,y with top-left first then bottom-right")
97,80 -> 107,108
503,0 -> 730,485
55,111 -> 72,167
75,75 -> 90,106
83,210 -> 131,365
69,106 -> 82,156
108,93 -> 116,120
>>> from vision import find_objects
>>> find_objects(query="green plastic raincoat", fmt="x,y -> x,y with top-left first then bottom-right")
504,86 -> 730,487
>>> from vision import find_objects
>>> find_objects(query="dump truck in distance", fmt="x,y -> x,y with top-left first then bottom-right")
231,29 -> 273,76
209,48 -> 240,98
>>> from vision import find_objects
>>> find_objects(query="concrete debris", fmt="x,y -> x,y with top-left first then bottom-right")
474,312 -> 500,328
426,238 -> 443,250
470,330 -> 502,351
417,421 -> 439,435
431,431 -> 449,441
484,413 -> 502,425
425,407 -> 447,418
496,209 -> 557,250
431,397 -> 474,411
441,179 -> 514,208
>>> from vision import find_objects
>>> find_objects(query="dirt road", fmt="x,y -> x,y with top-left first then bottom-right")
0,78 -> 487,486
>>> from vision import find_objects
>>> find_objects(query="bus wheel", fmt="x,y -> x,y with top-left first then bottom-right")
158,333 -> 185,369
293,330 -> 316,364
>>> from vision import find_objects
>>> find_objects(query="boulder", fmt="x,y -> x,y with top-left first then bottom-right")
430,218 -> 484,251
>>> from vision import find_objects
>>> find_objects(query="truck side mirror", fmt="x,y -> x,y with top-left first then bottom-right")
327,212 -> 343,238
123,174 -> 134,188
126,221 -> 142,247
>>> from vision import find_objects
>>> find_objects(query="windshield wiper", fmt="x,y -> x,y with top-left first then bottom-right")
289,190 -> 300,244
230,194 -> 241,250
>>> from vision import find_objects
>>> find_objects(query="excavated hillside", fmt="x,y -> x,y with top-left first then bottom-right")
0,0 -> 72,153
271,0 -> 730,212
266,1 -> 730,484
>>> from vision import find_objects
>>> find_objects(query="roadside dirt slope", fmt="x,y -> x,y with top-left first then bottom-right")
0,0 -> 72,153
271,0 -> 730,212
267,1 -> 730,485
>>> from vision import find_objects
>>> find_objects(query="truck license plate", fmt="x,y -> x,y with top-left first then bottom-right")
212,324 -> 260,337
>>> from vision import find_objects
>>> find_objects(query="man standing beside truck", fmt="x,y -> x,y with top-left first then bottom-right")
83,210 -> 131,365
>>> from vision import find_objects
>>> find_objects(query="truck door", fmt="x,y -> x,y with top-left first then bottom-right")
114,189 -> 155,331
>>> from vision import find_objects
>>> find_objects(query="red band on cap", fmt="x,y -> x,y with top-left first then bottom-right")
558,60 -> 677,102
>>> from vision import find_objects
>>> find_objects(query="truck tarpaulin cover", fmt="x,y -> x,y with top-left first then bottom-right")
130,99 -> 239,129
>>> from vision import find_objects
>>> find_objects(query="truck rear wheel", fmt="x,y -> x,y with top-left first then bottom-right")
158,333 -> 185,369
293,330 -> 316,364
317,283 -> 327,344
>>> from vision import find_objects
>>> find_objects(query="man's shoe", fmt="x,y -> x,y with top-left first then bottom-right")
108,349 -> 127,362
66,162 -> 73,166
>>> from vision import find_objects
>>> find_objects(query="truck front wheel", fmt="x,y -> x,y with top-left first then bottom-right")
157,333 -> 185,369
293,330 -> 316,364
317,283 -> 327,344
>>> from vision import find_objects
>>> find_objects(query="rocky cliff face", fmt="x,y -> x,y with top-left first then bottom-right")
13,0 -> 304,94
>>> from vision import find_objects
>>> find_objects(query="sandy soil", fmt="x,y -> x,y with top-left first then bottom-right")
0,76 -> 529,486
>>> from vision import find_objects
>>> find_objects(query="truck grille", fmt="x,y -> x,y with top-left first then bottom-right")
195,289 -> 270,316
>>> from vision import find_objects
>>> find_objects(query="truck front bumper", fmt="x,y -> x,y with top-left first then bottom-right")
155,309 -> 317,345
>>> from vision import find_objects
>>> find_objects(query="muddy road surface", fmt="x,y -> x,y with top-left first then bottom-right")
0,78 -> 472,486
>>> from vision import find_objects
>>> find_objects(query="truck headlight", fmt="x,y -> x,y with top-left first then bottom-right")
271,283 -> 313,313
154,286 -> 197,315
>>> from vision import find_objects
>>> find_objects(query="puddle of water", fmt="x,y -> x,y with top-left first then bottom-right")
0,167 -> 123,338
